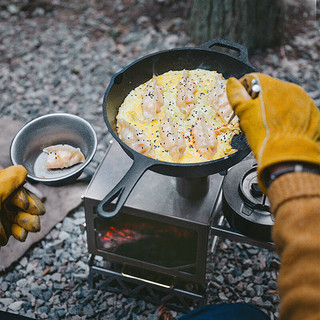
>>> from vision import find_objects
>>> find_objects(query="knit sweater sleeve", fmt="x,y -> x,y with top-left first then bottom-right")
267,172 -> 320,320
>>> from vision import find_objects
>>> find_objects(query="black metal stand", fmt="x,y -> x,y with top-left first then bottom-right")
88,255 -> 206,313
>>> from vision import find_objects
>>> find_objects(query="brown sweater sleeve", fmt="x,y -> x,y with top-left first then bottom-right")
268,172 -> 320,320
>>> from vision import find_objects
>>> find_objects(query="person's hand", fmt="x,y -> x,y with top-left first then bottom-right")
226,73 -> 320,193
0,165 -> 45,246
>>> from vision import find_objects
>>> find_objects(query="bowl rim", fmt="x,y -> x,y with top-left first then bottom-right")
10,113 -> 98,184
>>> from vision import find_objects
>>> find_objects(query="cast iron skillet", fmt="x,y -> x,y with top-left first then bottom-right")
97,38 -> 257,219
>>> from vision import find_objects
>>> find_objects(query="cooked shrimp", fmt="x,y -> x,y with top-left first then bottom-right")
160,113 -> 186,162
191,115 -> 217,160
117,119 -> 155,158
209,80 -> 233,122
176,70 -> 197,118
141,76 -> 164,121
43,144 -> 85,169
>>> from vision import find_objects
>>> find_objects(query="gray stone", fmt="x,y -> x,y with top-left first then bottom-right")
254,285 -> 264,296
43,290 -> 52,301
96,301 -> 108,312
55,248 -> 64,258
247,248 -> 259,255
48,311 -> 59,320
69,305 -> 81,315
235,282 -> 244,292
263,300 -> 273,310
19,257 -> 28,267
0,298 -> 14,307
38,306 -> 49,314
1,282 -> 9,291
12,291 -> 21,299
247,287 -> 255,297
242,268 -> 253,278
268,280 -> 278,290
252,296 -> 264,307
226,273 -> 236,285
83,304 -> 95,317
73,218 -> 85,225
242,259 -> 252,267
56,309 -> 66,317
107,297 -> 115,306
215,274 -> 224,284
51,273 -> 62,282
73,273 -> 88,279
55,223 -> 62,230
76,260 -> 89,272
26,262 -> 36,273
24,311 -> 36,319
16,278 -> 28,288
53,283 -> 64,291
58,230 -> 70,241
5,273 -> 14,282
30,288 -> 42,298
33,249 -> 45,259
37,299 -> 45,307
42,255 -> 53,265
39,284 -> 47,291
62,217 -> 75,232
254,276 -> 264,285
218,292 -> 228,301
73,210 -> 85,219
252,262 -> 261,271
8,301 -> 24,311
30,283 -> 39,291
20,287 -> 30,296
7,4 -> 19,14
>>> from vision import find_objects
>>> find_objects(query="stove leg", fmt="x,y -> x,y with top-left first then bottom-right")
88,254 -> 96,289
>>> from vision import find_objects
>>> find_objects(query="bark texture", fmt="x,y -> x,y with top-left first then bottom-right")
188,0 -> 285,50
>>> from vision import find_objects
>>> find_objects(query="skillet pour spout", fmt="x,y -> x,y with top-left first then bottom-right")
97,38 -> 256,219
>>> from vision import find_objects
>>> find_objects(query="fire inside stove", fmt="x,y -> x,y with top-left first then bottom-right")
95,214 -> 198,269
101,226 -> 143,248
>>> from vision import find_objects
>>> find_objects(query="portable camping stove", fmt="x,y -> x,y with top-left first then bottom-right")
83,141 -> 274,311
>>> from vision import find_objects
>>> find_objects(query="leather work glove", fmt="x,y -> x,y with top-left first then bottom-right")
226,73 -> 320,194
0,165 -> 46,246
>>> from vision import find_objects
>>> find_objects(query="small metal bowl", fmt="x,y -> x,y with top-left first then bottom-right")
10,113 -> 97,186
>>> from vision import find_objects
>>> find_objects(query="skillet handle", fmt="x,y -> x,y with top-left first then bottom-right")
199,38 -> 251,66
96,158 -> 152,219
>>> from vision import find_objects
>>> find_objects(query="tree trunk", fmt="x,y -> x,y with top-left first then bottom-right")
188,0 -> 285,51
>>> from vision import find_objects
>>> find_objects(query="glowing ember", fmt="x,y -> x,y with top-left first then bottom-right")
98,226 -> 147,249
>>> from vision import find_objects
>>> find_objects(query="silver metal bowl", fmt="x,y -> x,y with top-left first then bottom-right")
10,113 -> 97,186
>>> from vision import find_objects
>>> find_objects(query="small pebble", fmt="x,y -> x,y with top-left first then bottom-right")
9,301 -> 24,311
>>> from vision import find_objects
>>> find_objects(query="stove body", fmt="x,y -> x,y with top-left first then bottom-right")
84,142 -> 224,285
83,142 -> 274,311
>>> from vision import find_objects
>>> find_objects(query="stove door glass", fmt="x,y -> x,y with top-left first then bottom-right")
95,214 -> 197,269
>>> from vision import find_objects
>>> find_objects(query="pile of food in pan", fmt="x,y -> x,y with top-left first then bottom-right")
116,69 -> 240,164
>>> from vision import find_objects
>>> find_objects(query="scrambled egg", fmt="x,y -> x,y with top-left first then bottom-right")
116,69 -> 240,163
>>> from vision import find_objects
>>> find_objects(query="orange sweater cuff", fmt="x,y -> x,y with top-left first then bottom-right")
267,172 -> 320,215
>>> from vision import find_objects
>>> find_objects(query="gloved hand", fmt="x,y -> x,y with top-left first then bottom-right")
226,73 -> 320,194
0,165 -> 45,246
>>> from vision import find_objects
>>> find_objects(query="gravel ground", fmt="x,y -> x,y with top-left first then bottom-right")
0,1 -> 319,319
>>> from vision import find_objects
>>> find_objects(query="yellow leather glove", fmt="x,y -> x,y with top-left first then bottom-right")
0,165 -> 27,210
0,165 -> 46,246
226,73 -> 320,194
